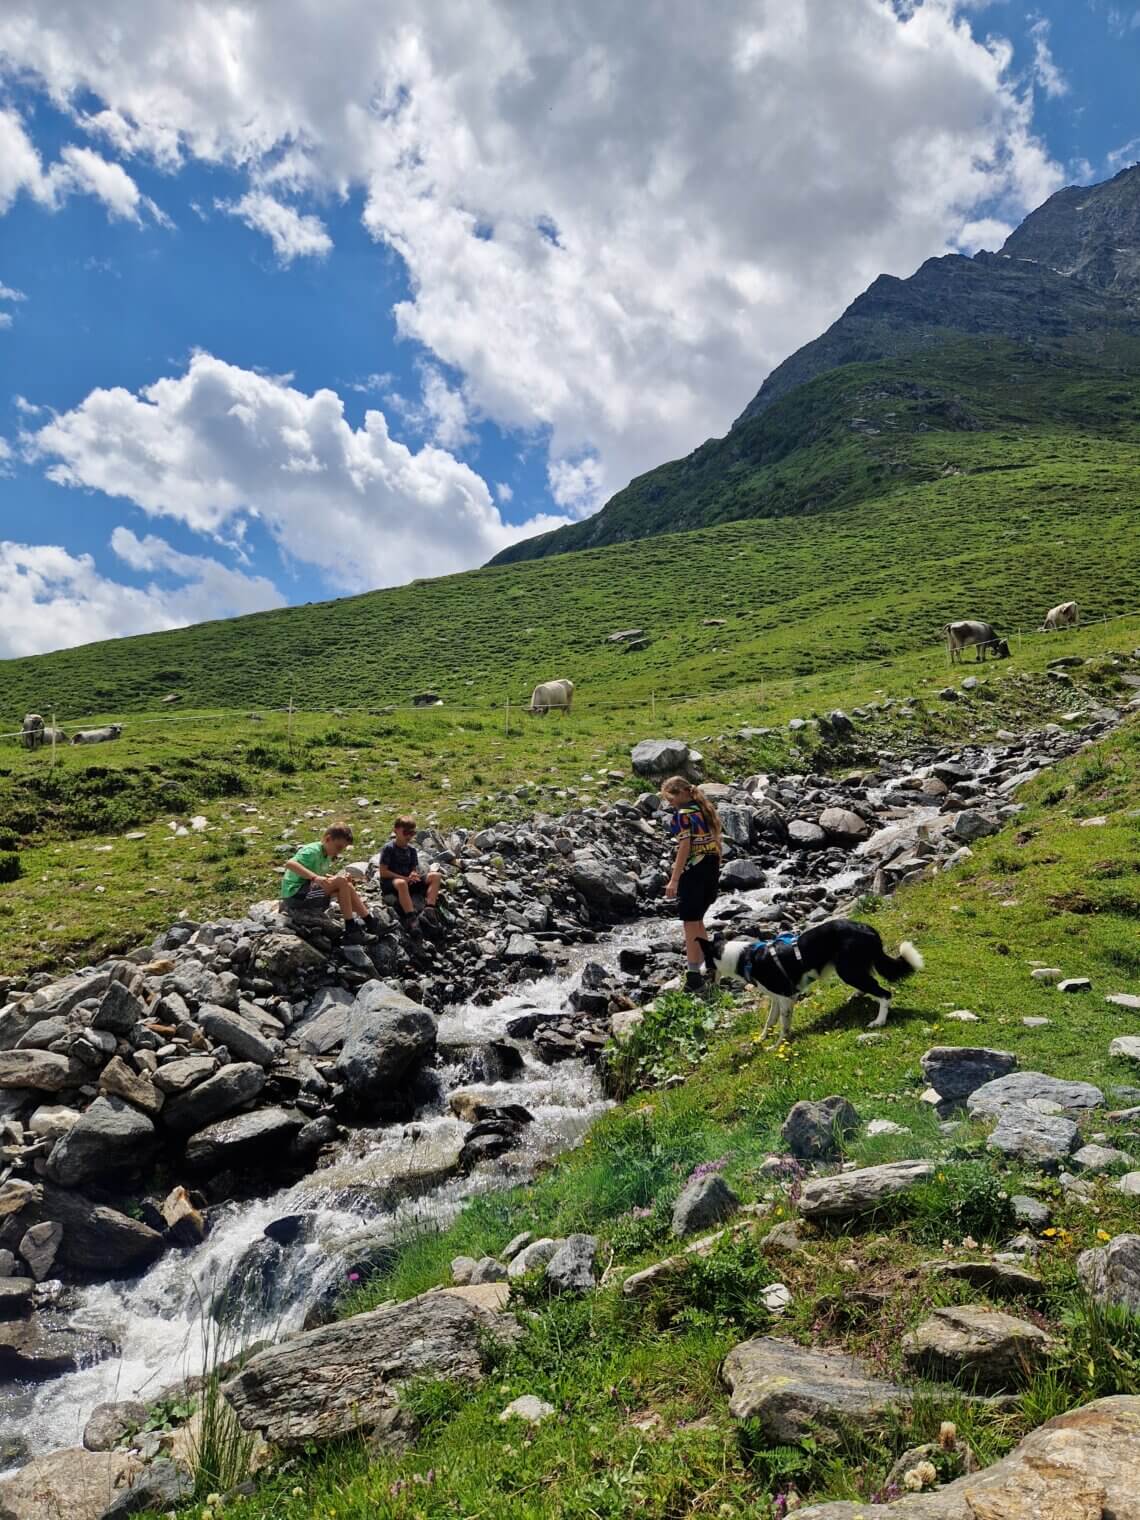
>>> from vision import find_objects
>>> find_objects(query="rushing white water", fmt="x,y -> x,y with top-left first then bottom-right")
1,949 -> 627,1463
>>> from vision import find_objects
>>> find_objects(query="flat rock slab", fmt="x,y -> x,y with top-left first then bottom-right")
986,1108 -> 1078,1167
223,1289 -> 521,1447
1107,993 -> 1140,1011
0,1445 -> 142,1520
722,1336 -> 912,1442
902,1305 -> 1050,1391
967,1072 -> 1104,1118
795,1394 -> 1140,1519
799,1160 -> 935,1219
922,1260 -> 1045,1300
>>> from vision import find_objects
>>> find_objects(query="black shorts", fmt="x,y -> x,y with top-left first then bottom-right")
676,854 -> 720,922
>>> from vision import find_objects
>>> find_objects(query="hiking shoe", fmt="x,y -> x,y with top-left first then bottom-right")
684,968 -> 705,994
342,922 -> 367,946
400,911 -> 422,940
362,912 -> 383,935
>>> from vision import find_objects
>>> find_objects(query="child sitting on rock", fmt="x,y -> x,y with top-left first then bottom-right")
374,816 -> 443,934
281,822 -> 379,944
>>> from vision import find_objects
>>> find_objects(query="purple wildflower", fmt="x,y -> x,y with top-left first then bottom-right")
687,1154 -> 731,1183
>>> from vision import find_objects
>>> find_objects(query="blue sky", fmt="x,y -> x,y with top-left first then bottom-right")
0,0 -> 1136,656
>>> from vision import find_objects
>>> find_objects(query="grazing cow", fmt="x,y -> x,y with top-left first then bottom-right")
41,727 -> 68,746
71,725 -> 123,745
21,713 -> 45,750
943,620 -> 1011,664
529,678 -> 575,715
1041,600 -> 1079,632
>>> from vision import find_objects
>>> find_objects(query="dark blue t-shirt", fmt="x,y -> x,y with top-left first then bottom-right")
379,841 -> 419,877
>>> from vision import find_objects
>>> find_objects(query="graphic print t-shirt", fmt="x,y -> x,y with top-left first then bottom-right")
281,841 -> 332,898
668,804 -> 718,867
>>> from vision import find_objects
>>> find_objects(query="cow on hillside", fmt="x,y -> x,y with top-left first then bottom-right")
71,725 -> 123,745
529,678 -> 575,715
944,620 -> 1011,664
1041,601 -> 1079,632
21,714 -> 45,750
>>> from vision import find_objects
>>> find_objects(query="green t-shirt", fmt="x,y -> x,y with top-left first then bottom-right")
281,841 -> 333,898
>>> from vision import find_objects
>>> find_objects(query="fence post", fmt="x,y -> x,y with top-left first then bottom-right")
287,692 -> 295,755
50,712 -> 57,769
504,697 -> 510,737
651,691 -> 656,722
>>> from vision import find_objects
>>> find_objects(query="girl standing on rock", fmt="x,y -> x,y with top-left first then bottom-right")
661,775 -> 722,992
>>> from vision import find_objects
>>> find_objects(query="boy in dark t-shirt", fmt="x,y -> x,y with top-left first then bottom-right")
376,816 -> 443,930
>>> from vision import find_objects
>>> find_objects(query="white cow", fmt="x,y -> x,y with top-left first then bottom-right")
71,725 -> 123,745
529,678 -> 575,715
944,620 -> 1011,664
21,713 -> 45,750
1041,601 -> 1079,632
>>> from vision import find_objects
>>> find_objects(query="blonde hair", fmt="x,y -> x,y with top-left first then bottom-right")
661,775 -> 722,853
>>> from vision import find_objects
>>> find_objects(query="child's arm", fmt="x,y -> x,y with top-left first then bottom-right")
285,856 -> 331,883
666,831 -> 691,895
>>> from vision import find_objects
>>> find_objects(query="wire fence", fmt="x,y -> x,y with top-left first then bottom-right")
5,604 -> 1140,749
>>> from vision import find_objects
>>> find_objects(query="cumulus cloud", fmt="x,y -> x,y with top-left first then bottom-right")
0,281 -> 26,302
26,352 -> 570,590
0,0 -> 1063,519
0,107 -> 165,222
218,190 -> 332,263
0,530 -> 284,658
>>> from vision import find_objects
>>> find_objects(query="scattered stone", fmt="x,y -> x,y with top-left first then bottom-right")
1110,1036 -> 1140,1064
986,1109 -> 1078,1167
18,1220 -> 62,1281
100,1457 -> 193,1517
499,1395 -> 554,1424
922,1260 -> 1045,1300
967,1072 -> 1104,1118
507,1238 -> 561,1279
1058,977 -> 1092,994
0,1050 -> 74,1092
951,810 -> 1000,842
450,1256 -> 476,1286
722,1336 -> 912,1442
1022,1016 -> 1050,1028
671,1175 -> 740,1237
162,1061 -> 267,1135
1077,1233 -> 1140,1314
761,1282 -> 793,1314
1072,1143 -> 1135,1172
45,1096 -> 154,1187
945,1009 -> 980,1022
82,1400 -> 148,1452
781,1096 -> 860,1159
545,1234 -> 597,1294
1030,967 -> 1063,983
1106,993 -> 1140,1011
798,1160 -> 934,1219
921,1047 -> 1016,1102
901,1305 -> 1050,1390
469,1257 -> 508,1285
866,1118 -> 909,1136
762,1221 -> 806,1256
1011,1195 -> 1051,1228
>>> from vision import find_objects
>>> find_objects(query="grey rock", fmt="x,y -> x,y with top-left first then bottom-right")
762,1221 -> 806,1256
788,820 -> 828,849
986,1109 -> 1078,1167
781,1095 -> 860,1159
18,1220 -> 62,1281
719,858 -> 766,891
334,981 -> 437,1104
1110,1036 -> 1140,1063
722,1336 -> 912,1442
799,1160 -> 935,1219
1073,1143 -> 1135,1172
499,1394 -> 554,1424
921,1047 -> 1017,1102
253,932 -> 327,981
185,1106 -> 304,1170
545,1234 -> 597,1293
45,1096 -> 154,1187
469,1256 -> 508,1285
567,860 -> 638,915
197,1004 -> 280,1066
502,1231 -> 533,1261
818,807 -> 871,845
1107,993 -> 1140,1011
1011,1194 -> 1052,1228
82,1399 -> 148,1452
152,1055 -> 216,1095
967,1071 -> 1104,1118
222,1289 -> 521,1447
507,1238 -> 561,1279
450,1255 -> 476,1285
1058,977 -> 1092,993
671,1175 -> 740,1237
630,739 -> 698,779
91,983 -> 146,1036
0,1317 -> 118,1380
795,1396 -> 1140,1519
162,1060 -> 266,1134
922,1260 -> 1045,1299
902,1304 -> 1050,1390
1077,1232 -> 1140,1313
99,1457 -> 193,1516
0,1049 -> 74,1091
1118,1172 -> 1140,1197
504,934 -> 541,961
98,1055 -> 164,1116
951,810 -> 1000,841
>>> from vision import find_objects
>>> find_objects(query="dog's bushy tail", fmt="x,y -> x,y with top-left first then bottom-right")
874,939 -> 924,982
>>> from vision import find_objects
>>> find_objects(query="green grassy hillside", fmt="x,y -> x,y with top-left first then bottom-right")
1,382 -> 1139,726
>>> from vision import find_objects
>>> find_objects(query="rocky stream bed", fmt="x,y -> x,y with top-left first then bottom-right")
0,695 -> 1137,1516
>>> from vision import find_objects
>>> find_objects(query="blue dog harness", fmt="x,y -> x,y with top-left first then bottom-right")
738,932 -> 803,993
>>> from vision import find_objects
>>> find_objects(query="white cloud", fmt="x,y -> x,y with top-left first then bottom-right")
218,190 -> 332,263
1028,16 -> 1068,99
495,481 -> 513,503
955,216 -> 1015,252
1107,137 -> 1140,173
0,530 -> 285,658
13,395 -> 43,416
0,0 -> 1064,516
0,313 -> 11,331
0,281 -> 26,302
0,107 -> 165,222
26,352 -> 570,591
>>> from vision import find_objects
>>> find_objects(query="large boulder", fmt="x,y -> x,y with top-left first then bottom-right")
20,1184 -> 166,1275
722,1336 -> 912,1442
100,1458 -> 193,1517
901,1305 -> 1050,1391
222,1289 -> 521,1448
798,1160 -> 934,1219
781,1096 -> 859,1159
818,808 -> 871,846
567,861 -> 638,916
91,982 -> 146,1036
0,1445 -> 140,1520
719,858 -> 766,891
794,1395 -> 1140,1519
45,1097 -> 154,1187
334,982 -> 437,1104
921,1047 -> 1017,1102
162,1062 -> 267,1134
0,1316 -> 118,1380
253,933 -> 328,981
967,1072 -> 1105,1118
630,739 -> 700,780
185,1107 -> 305,1171
987,1109 -> 1079,1167
1077,1232 -> 1140,1314
196,1004 -> 280,1067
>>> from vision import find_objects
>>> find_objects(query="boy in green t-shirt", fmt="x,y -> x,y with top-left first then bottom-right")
281,823 -> 379,943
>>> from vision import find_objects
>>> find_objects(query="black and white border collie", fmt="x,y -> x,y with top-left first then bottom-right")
698,918 -> 923,1040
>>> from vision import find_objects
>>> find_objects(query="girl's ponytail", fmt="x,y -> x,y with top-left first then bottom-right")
690,784 -> 723,854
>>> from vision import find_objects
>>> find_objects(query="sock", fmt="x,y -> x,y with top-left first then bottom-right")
687,960 -> 704,974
